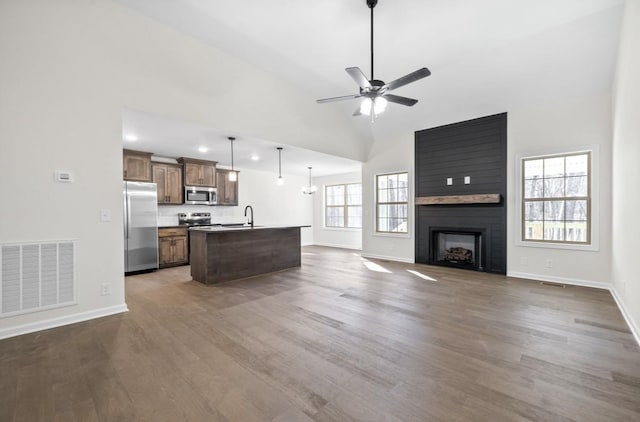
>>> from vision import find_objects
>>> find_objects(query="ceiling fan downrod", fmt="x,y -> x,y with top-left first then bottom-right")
367,0 -> 377,81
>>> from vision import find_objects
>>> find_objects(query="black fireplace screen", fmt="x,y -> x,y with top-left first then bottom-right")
431,229 -> 484,271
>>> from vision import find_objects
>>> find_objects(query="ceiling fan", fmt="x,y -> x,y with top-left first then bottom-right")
316,0 -> 431,118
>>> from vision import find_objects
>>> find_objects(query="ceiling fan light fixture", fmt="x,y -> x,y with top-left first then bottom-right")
316,0 -> 430,117
360,98 -> 373,116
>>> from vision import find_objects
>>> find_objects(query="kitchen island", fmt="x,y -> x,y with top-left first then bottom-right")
189,225 -> 310,284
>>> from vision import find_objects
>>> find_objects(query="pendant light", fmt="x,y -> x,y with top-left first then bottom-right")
276,147 -> 284,185
227,136 -> 237,181
302,167 -> 317,195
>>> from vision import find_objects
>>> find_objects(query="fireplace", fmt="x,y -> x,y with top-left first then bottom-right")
429,228 -> 485,271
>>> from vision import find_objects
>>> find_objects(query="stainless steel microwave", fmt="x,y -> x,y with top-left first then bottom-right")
184,186 -> 217,205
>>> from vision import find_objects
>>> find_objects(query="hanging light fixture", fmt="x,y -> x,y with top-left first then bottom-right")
302,167 -> 317,195
359,96 -> 388,117
276,147 -> 284,185
227,136 -> 237,181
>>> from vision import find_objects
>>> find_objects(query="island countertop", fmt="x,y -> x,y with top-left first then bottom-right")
189,224 -> 310,233
189,225 -> 309,284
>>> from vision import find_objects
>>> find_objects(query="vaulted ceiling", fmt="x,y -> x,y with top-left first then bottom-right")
115,0 -> 624,154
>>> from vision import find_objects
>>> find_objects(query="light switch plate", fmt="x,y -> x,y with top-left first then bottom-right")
464,176 -> 471,184
55,170 -> 74,182
446,177 -> 453,186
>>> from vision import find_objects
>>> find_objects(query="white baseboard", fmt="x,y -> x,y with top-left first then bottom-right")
0,304 -> 129,340
508,271 -> 639,347
361,253 -> 415,264
507,271 -> 609,290
609,286 -> 640,347
312,242 -> 362,250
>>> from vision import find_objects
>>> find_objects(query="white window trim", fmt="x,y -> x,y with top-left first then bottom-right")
515,145 -> 600,251
372,170 -> 412,238
323,182 -> 363,230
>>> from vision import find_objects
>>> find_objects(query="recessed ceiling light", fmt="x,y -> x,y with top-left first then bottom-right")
198,146 -> 208,153
124,134 -> 138,141
250,154 -> 259,161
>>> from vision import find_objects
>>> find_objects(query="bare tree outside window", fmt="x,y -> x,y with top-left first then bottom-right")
522,152 -> 590,244
325,183 -> 362,228
376,172 -> 409,233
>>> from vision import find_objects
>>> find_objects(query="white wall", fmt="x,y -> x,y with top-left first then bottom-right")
157,168 -> 314,245
361,92 -> 613,279
0,0 -> 361,338
361,135 -> 415,262
611,0 -> 640,340
507,93 -> 613,288
312,172 -> 362,250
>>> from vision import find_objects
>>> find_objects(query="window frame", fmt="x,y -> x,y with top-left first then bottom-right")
518,148 -> 599,250
324,183 -> 362,229
375,171 -> 410,235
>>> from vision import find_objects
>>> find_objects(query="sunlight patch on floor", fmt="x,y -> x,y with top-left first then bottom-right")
406,269 -> 437,281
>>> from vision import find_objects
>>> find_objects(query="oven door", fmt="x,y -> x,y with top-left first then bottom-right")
184,187 -> 217,205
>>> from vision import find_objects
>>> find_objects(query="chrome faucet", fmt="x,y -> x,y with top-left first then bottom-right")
244,205 -> 254,228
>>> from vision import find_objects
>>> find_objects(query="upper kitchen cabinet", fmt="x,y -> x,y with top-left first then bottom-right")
178,157 -> 217,187
216,169 -> 239,206
152,163 -> 183,205
123,149 -> 152,182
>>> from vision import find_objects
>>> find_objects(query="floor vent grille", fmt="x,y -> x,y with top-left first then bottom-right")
1,241 -> 76,317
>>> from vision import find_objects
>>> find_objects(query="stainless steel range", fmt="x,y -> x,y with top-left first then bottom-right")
178,212 -> 211,226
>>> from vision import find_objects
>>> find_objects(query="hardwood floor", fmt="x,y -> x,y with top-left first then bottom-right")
1,246 -> 639,421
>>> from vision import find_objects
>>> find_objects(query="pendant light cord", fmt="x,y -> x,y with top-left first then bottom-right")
230,139 -> 234,171
277,147 -> 282,178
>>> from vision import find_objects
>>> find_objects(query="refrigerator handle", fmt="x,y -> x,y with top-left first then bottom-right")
126,196 -> 132,239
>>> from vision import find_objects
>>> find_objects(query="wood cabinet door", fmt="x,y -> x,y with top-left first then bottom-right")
184,162 -> 202,186
153,165 -> 168,203
123,151 -> 152,181
216,170 -> 238,205
166,165 -> 183,204
216,171 -> 227,203
172,237 -> 188,263
202,164 -> 216,187
159,238 -> 174,265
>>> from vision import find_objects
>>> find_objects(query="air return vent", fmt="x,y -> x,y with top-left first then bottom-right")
1,241 -> 76,317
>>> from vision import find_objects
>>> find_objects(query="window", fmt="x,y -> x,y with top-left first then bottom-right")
522,152 -> 590,244
376,172 -> 409,233
325,183 -> 362,228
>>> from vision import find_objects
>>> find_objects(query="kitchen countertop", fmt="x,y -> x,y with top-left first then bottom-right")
189,225 -> 311,233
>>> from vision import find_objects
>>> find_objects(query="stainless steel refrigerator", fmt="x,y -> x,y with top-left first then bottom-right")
123,181 -> 159,273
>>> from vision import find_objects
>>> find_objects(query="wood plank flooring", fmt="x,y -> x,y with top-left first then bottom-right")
1,246 -> 639,421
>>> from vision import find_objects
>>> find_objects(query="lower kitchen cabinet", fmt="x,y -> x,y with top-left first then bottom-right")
158,227 -> 189,268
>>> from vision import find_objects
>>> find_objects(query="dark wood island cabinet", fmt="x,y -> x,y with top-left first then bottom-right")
189,226 -> 308,284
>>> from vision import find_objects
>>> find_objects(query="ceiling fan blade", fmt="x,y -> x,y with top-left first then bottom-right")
346,67 -> 372,89
383,94 -> 418,107
316,94 -> 361,104
384,67 -> 431,91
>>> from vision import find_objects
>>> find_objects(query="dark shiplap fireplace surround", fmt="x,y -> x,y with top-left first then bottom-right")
415,113 -> 507,274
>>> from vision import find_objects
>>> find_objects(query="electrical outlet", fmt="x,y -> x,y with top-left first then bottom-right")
464,176 -> 471,184
101,283 -> 112,296
447,177 -> 453,186
100,208 -> 111,222
545,259 -> 553,268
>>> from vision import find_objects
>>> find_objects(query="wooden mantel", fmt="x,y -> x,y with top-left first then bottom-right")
416,193 -> 501,205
